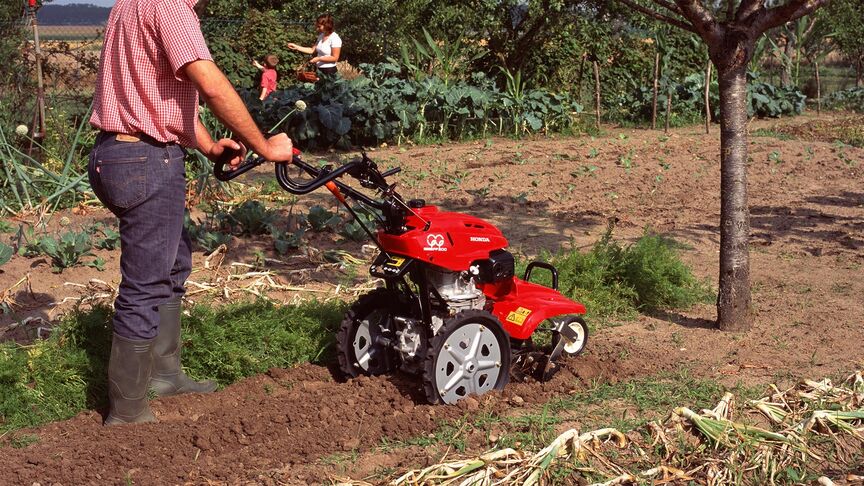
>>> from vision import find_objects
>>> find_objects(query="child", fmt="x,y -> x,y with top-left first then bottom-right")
253,54 -> 279,100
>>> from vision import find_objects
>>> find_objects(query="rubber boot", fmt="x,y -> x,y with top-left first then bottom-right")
105,334 -> 157,425
150,298 -> 217,396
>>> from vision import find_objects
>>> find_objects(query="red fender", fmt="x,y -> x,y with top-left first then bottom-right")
479,278 -> 586,340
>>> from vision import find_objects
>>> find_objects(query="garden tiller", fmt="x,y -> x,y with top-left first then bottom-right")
215,150 -> 588,404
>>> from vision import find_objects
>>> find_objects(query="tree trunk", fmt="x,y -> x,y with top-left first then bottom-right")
780,32 -> 795,88
715,65 -> 753,332
593,60 -> 601,131
652,51 -> 660,130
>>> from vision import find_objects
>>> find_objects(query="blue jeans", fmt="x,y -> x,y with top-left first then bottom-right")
88,132 -> 191,340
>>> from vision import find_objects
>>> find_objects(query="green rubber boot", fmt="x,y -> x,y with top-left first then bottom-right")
105,334 -> 157,425
150,298 -> 217,396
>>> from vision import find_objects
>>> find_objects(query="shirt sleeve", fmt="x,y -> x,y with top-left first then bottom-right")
330,33 -> 342,48
153,0 -> 213,77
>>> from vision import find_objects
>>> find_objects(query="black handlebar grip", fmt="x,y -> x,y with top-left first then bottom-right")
213,155 -> 267,181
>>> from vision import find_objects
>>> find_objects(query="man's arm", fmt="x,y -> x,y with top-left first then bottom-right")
183,59 -> 292,162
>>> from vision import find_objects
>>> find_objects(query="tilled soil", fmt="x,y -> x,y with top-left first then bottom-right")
1,114 -> 863,484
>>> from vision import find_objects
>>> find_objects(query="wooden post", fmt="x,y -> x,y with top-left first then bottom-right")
814,61 -> 821,115
704,60 -> 712,134
665,88 -> 671,134
593,60 -> 601,131
29,8 -> 47,141
652,51 -> 660,130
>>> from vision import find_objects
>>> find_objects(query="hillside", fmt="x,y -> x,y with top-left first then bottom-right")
36,3 -> 109,25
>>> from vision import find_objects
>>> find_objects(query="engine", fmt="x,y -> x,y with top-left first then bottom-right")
393,267 -> 486,371
427,267 -> 487,316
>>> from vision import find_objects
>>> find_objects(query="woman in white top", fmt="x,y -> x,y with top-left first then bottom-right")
287,14 -> 342,75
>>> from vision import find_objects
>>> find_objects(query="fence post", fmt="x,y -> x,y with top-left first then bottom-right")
704,59 -> 712,135
652,51 -> 660,130
27,5 -> 47,143
593,60 -> 601,131
814,61 -> 821,115
665,88 -> 672,134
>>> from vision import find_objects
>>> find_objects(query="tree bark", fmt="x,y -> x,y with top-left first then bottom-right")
780,31 -> 795,88
652,51 -> 660,130
716,65 -> 753,332
593,60 -> 601,131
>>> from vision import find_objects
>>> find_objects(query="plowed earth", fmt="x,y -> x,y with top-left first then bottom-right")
1,113 -> 863,485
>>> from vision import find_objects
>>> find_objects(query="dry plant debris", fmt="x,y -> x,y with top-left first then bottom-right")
347,371 -> 864,485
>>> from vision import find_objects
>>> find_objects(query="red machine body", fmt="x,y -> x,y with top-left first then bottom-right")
377,204 -> 586,340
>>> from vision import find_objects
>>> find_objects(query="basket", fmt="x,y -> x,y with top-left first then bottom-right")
295,62 -> 319,83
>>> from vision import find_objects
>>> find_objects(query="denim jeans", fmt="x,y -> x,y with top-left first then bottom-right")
88,132 -> 191,340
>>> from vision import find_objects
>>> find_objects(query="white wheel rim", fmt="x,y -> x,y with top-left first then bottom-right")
353,310 -> 386,371
562,320 -> 586,354
434,323 -> 503,404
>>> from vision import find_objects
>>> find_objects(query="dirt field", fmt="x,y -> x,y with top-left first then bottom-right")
1,113 -> 863,484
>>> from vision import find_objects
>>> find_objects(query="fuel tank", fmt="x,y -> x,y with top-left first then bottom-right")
377,205 -> 508,271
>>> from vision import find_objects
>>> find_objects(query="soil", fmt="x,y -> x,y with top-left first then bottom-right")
1,113 -> 863,485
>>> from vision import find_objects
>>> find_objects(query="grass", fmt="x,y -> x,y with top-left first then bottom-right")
0,299 -> 344,434
518,223 -> 714,325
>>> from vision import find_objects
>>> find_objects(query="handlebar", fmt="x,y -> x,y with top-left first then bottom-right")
213,150 -> 401,210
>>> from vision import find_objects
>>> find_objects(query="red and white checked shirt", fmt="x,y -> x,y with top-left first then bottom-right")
90,0 -> 212,148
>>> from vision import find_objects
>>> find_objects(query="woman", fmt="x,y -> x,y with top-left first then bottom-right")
287,14 -> 342,75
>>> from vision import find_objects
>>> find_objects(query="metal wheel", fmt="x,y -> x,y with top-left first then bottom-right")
423,310 -> 511,404
552,316 -> 588,356
336,289 -> 402,378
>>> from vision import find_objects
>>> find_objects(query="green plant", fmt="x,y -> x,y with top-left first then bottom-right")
768,150 -> 783,164
91,224 -> 120,251
0,220 -> 14,233
339,206 -> 378,242
228,200 -> 277,235
520,222 -> 713,324
0,104 -> 94,215
24,229 -> 101,273
271,226 -> 305,255
185,213 -> 232,254
307,205 -> 341,232
0,241 -> 12,266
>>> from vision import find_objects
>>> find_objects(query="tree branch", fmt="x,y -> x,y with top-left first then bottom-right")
735,0 -> 765,23
674,0 -> 721,43
754,0 -> 830,34
616,0 -> 698,33
651,0 -> 685,16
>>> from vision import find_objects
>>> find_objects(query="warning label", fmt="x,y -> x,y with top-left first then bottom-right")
506,307 -> 532,326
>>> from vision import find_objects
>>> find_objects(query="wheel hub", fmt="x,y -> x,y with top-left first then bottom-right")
434,323 -> 503,404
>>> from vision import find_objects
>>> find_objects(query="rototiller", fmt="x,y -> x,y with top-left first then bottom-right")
215,150 -> 588,404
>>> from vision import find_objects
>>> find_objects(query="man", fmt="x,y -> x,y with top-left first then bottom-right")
88,0 -> 293,425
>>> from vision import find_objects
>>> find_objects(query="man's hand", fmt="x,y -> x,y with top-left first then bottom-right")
205,138 -> 246,168
260,133 -> 293,162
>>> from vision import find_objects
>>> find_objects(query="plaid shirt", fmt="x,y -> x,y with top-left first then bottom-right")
90,0 -> 212,148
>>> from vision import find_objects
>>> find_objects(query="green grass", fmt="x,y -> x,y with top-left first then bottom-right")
519,225 -> 714,325
0,299 -> 344,435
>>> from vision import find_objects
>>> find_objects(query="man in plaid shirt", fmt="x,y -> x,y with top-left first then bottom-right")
88,0 -> 293,425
